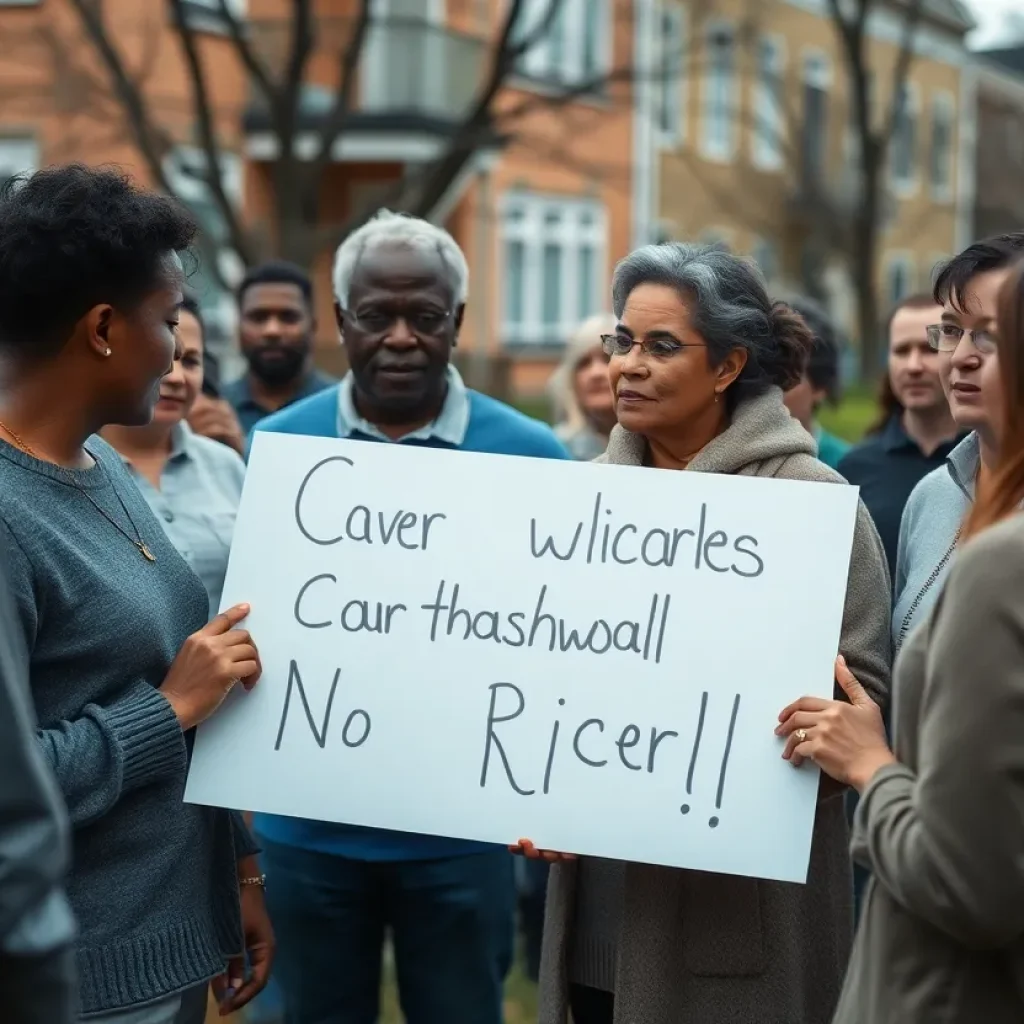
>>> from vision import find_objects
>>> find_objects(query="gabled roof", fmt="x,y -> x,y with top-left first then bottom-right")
978,46 -> 1024,78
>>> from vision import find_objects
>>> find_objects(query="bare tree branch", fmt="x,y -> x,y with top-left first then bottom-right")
166,0 -> 255,267
302,0 -> 373,221
882,0 -> 926,147
214,0 -> 275,108
65,0 -> 176,192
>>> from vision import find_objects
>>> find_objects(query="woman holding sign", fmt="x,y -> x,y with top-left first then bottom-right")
0,166 -> 272,1023
517,242 -> 891,1024
777,260 -> 1024,1021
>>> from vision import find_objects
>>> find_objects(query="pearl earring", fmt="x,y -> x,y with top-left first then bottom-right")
103,348 -> 112,357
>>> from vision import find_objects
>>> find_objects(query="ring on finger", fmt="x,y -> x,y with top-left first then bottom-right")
795,728 -> 809,743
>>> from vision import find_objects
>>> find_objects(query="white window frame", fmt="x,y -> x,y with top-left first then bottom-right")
655,2 -> 687,149
751,34 -> 787,172
800,49 -> 832,182
883,251 -> 915,307
750,236 -> 780,285
700,20 -> 738,163
499,192 -> 608,348
0,135 -> 39,182
928,90 -> 954,203
890,81 -> 919,196
515,0 -> 611,88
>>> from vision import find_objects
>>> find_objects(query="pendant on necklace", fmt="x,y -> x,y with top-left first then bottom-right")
138,543 -> 157,563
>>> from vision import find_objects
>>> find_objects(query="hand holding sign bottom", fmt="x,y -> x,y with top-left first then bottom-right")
509,838 -> 577,863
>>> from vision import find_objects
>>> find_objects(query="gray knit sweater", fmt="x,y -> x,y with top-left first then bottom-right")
0,437 -> 251,1016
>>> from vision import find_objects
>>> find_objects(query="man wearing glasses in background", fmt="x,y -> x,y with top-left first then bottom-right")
248,209 -> 568,1024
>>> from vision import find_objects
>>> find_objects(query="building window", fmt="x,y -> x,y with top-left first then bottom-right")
929,91 -> 954,200
163,147 -> 243,352
751,237 -> 780,285
752,36 -> 785,171
500,193 -> 608,347
515,0 -> 610,87
891,82 -> 918,191
701,23 -> 736,162
0,136 -> 38,186
801,52 -> 830,186
884,254 -> 915,307
655,3 -> 686,147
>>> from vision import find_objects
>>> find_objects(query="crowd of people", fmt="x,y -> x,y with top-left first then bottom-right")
1,162 -> 1023,1024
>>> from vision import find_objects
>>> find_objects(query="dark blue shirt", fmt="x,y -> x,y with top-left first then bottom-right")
222,368 -> 336,436
838,415 -> 965,579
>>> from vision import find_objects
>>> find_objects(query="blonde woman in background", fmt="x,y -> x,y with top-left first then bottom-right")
549,314 -> 617,461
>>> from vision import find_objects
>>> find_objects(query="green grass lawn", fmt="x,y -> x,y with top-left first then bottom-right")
818,387 -> 877,444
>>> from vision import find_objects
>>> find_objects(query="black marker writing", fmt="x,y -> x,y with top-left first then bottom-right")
480,683 -> 535,796
294,455 -> 446,549
294,573 -> 407,634
274,660 -> 372,752
528,494 -> 765,578
420,581 -> 671,662
680,691 -> 708,815
710,693 -> 741,828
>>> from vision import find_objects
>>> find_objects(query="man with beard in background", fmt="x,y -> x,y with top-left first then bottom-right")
223,261 -> 334,436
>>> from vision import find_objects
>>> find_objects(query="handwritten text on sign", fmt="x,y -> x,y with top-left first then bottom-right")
185,433 -> 859,884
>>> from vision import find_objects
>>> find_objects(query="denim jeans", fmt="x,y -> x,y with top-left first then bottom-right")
262,841 -> 515,1024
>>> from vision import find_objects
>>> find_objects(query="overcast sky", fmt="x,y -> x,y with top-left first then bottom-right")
965,0 -> 1023,49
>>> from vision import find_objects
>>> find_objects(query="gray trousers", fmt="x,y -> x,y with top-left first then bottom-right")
83,986 -> 207,1024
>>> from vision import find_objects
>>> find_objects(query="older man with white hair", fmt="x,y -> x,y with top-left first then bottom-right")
250,209 -> 569,1023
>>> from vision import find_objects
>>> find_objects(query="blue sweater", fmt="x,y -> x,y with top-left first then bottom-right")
251,384 -> 570,861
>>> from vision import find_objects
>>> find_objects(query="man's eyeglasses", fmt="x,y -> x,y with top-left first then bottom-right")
926,323 -> 997,355
344,308 -> 453,336
600,333 -> 704,359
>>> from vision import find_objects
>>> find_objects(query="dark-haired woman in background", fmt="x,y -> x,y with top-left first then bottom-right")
101,295 -> 245,619
777,258 -> 1024,1022
518,243 -> 891,1024
0,165 -> 271,1023
780,294 -> 850,469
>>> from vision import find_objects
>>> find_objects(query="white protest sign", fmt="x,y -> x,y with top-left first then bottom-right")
185,431 -> 859,884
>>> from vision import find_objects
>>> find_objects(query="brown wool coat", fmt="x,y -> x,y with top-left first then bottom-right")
538,388 -> 893,1024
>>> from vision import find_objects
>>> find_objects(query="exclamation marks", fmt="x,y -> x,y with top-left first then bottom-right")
680,692 -> 741,828
679,691 -> 708,817
710,694 -> 741,829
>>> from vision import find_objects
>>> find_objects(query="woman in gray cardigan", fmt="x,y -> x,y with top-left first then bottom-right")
778,258 -> 1024,1022
0,167 -> 272,1022
517,243 -> 891,1024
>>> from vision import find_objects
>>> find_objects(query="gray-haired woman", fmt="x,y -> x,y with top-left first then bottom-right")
515,243 -> 891,1024
548,313 -> 617,461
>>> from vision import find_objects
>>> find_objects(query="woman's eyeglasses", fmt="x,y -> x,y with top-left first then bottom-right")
600,333 -> 703,359
926,324 -> 997,355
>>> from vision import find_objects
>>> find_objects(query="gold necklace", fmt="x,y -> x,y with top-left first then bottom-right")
0,419 -> 157,562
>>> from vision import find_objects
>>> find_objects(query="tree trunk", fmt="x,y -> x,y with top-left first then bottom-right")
852,134 -> 884,381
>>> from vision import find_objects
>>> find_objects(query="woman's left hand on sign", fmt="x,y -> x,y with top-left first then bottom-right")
509,838 -> 578,863
775,655 -> 895,791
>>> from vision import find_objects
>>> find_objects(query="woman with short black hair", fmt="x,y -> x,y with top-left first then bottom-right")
0,165 -> 272,1023
518,242 -> 891,1024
